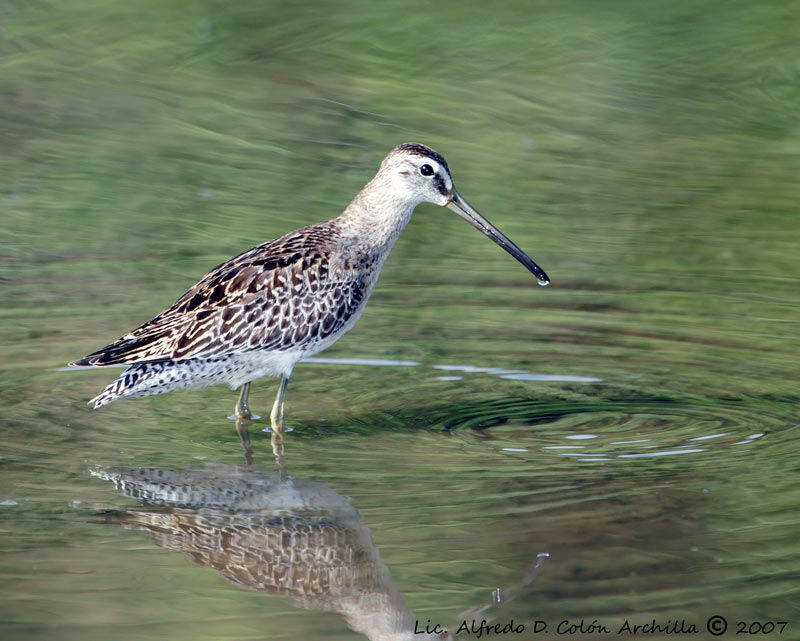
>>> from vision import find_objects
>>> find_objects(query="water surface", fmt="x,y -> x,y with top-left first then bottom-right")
2,1 -> 799,639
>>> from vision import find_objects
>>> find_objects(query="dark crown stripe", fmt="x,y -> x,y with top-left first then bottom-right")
394,142 -> 449,173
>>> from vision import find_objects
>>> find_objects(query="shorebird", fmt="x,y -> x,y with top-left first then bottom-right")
71,143 -> 549,435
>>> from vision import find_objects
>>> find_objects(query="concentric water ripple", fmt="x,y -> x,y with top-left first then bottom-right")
461,397 -> 793,464
297,358 -> 795,455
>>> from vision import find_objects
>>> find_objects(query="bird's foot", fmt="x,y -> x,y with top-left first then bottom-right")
232,413 -> 262,422
229,399 -> 261,421
228,411 -> 262,421
230,382 -> 260,421
259,424 -> 293,435
268,420 -> 286,440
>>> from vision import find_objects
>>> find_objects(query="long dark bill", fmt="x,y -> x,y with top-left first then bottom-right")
445,190 -> 550,286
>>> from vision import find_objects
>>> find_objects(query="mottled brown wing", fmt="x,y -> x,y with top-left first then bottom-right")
72,224 -> 367,366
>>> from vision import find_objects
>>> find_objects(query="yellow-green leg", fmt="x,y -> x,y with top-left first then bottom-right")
270,375 -> 289,438
233,382 -> 260,420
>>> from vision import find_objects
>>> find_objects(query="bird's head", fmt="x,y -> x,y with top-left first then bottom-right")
379,142 -> 454,207
377,142 -> 550,286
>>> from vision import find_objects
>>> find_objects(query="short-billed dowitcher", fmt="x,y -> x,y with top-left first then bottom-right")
71,143 -> 549,434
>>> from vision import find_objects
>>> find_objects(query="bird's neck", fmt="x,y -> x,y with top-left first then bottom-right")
336,176 -> 420,252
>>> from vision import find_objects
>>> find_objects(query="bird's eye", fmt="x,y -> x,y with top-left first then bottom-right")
419,164 -> 434,177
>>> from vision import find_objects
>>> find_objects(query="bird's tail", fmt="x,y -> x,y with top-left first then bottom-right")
87,364 -> 154,409
89,377 -> 130,409
85,358 -> 234,409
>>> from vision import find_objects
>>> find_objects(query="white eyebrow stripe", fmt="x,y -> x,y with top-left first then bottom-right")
441,170 -> 453,191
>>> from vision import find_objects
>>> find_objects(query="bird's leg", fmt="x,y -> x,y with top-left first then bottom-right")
233,382 -> 260,420
270,375 -> 289,438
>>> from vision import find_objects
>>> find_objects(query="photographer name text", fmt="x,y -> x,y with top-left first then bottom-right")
414,616 -> 788,637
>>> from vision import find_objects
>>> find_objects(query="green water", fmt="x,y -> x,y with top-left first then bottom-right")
2,1 -> 799,639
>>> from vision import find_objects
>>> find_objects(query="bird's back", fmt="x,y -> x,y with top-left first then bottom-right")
72,219 -> 374,368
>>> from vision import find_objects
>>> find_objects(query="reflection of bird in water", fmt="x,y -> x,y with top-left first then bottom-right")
70,143 -> 550,434
94,459 -> 547,641
95,462 -> 447,641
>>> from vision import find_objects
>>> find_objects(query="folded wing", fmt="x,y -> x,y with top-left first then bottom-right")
71,224 -> 366,367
